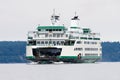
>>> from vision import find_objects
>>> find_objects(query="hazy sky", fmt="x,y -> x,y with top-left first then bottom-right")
0,0 -> 120,41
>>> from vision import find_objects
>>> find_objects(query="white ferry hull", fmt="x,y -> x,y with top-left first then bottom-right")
26,45 -> 101,63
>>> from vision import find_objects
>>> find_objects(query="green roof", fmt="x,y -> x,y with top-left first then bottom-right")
70,27 -> 79,29
83,28 -> 90,30
37,26 -> 65,30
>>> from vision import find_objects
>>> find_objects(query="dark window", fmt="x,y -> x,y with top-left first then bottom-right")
58,29 -> 61,31
64,40 -> 75,46
53,29 -> 55,31
57,41 -> 59,45
57,34 -> 60,37
61,41 -> 64,45
53,41 -> 56,44
55,29 -> 58,31
38,29 -> 41,31
45,41 -> 48,44
77,41 -> 81,44
37,41 -> 40,44
74,48 -> 83,51
41,41 -> 44,44
29,40 -> 36,45
49,29 -> 52,31
49,41 -> 52,44
46,29 -> 49,31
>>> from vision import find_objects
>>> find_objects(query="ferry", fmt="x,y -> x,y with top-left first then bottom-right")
26,11 -> 102,63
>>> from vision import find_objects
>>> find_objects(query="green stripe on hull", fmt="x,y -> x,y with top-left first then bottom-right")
58,56 -> 101,59
58,56 -> 101,63
26,56 -> 101,59
26,56 -> 35,59
58,56 -> 77,59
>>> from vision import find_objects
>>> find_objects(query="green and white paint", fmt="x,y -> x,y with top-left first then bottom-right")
26,12 -> 102,63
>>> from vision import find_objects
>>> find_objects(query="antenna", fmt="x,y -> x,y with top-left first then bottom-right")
38,24 -> 40,26
53,9 -> 55,15
51,9 -> 60,25
75,11 -> 77,16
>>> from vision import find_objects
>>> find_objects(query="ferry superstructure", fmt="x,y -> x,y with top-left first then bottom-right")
26,12 -> 102,63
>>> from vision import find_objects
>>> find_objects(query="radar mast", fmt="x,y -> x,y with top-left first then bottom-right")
51,9 -> 60,26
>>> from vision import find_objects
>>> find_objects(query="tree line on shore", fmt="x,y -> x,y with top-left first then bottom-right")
0,41 -> 120,63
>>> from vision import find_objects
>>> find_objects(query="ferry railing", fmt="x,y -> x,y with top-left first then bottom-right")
27,31 -> 68,40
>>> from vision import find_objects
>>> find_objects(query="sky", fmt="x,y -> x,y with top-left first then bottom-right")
0,0 -> 120,41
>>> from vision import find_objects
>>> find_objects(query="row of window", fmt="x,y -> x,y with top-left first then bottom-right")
74,48 -> 100,51
28,40 -> 100,47
35,34 -> 67,38
85,54 -> 98,56
74,48 -> 83,51
38,29 -> 62,31
37,40 -> 75,45
85,48 -> 98,51
80,37 -> 100,40
28,40 -> 75,46
84,41 -> 97,44
70,37 -> 100,40
76,41 -> 99,45
36,41 -> 65,45
76,41 -> 82,44
46,34 -> 67,38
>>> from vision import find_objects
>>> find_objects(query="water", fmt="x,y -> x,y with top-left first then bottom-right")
0,62 -> 120,80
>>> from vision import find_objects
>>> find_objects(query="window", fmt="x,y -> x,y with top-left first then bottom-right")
74,48 -> 83,51
38,29 -> 41,31
64,40 -> 75,46
53,41 -> 56,45
45,41 -> 48,44
58,29 -> 61,31
49,34 -> 52,37
91,42 -> 97,44
66,34 -> 68,37
61,41 -> 64,45
85,53 -> 98,56
28,40 -> 36,45
37,41 -> 40,44
41,41 -> 44,44
77,41 -> 82,44
88,38 -> 92,40
49,29 -> 52,31
49,41 -> 52,44
85,48 -> 98,51
46,29 -> 49,31
45,34 -> 48,37
57,41 -> 59,45
93,38 -> 100,40
84,41 -> 89,44
55,29 -> 58,31
80,37 -> 87,40
53,29 -> 55,31
53,34 -> 56,37
57,34 -> 60,37
84,41 -> 97,45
